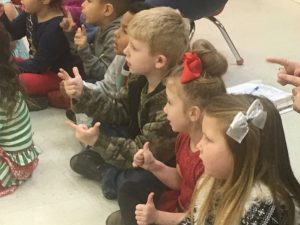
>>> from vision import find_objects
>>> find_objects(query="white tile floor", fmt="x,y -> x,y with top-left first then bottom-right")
1,0 -> 300,224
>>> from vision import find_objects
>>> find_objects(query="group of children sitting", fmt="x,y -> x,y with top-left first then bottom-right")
0,0 -> 299,225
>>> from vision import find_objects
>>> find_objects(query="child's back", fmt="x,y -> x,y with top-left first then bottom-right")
0,25 -> 39,197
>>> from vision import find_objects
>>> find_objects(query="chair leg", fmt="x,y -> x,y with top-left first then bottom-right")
206,16 -> 244,65
189,20 -> 196,40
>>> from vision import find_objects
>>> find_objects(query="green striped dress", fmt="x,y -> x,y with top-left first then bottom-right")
0,93 -> 39,196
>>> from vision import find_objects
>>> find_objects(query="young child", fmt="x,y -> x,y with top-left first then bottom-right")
0,0 -> 81,109
179,94 -> 300,225
60,1 -> 151,99
61,7 -> 190,198
0,25 -> 39,197
108,39 -> 228,225
60,1 -> 151,132
60,0 -> 132,83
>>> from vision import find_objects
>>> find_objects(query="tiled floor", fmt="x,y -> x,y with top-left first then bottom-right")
1,0 -> 300,224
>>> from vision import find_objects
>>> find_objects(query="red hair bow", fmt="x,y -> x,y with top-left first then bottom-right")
180,52 -> 202,83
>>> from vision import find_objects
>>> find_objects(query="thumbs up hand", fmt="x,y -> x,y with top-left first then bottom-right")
135,192 -> 158,225
132,142 -> 156,171
74,25 -> 88,50
66,121 -> 100,146
60,10 -> 77,32
58,67 -> 84,99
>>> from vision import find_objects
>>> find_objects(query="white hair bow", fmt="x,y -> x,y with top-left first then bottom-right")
226,99 -> 267,143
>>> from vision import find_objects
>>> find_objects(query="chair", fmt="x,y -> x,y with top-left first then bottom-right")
145,0 -> 244,65
189,7 -> 244,65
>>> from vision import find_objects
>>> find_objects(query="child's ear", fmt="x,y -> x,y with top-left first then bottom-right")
155,54 -> 167,69
189,106 -> 202,122
104,3 -> 114,17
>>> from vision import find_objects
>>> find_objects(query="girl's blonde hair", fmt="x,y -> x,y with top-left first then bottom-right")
166,39 -> 228,109
127,7 -> 190,70
191,94 -> 300,225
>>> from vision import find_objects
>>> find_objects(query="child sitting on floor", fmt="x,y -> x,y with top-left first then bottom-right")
179,94 -> 300,225
60,0 -> 133,83
60,7 -> 190,200
0,25 -> 39,197
0,0 -> 82,109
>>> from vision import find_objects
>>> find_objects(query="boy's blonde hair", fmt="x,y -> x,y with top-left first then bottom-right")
127,7 -> 190,69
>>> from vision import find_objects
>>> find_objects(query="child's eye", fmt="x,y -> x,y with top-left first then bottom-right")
203,134 -> 212,143
129,43 -> 137,51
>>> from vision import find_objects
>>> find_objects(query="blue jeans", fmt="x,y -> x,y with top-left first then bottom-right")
145,0 -> 228,20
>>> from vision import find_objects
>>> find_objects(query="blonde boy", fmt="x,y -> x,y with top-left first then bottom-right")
62,7 -> 190,199
60,0 -> 132,82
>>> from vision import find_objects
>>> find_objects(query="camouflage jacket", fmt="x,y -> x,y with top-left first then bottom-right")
72,76 -> 177,168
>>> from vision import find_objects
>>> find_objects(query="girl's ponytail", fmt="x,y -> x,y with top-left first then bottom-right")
191,39 -> 228,78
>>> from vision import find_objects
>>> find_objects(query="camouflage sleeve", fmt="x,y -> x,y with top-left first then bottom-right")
71,86 -> 130,125
92,110 -> 177,168
77,32 -> 115,81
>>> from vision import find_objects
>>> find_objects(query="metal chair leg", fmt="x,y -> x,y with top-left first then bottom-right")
206,16 -> 244,65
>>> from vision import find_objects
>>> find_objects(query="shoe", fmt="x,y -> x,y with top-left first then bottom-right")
189,20 -> 195,40
27,96 -> 48,111
106,210 -> 124,225
100,165 -> 120,200
70,149 -> 105,181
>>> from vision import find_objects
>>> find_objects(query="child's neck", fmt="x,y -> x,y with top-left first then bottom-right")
36,6 -> 63,23
188,126 -> 203,153
145,70 -> 165,93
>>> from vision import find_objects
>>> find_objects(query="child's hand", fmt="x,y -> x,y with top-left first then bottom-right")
59,10 -> 76,32
135,192 -> 158,225
74,25 -> 88,50
66,121 -> 100,146
132,142 -> 156,170
58,67 -> 84,99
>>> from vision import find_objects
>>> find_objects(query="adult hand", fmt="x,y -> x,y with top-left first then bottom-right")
292,86 -> 300,113
132,142 -> 156,171
58,67 -> 84,99
135,192 -> 158,225
59,10 -> 77,32
66,121 -> 100,146
266,57 -> 300,85
74,25 -> 88,50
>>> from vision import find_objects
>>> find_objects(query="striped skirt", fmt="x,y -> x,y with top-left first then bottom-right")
0,145 -> 39,197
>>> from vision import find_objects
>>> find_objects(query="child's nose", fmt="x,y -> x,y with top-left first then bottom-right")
114,29 -> 119,39
123,44 -> 129,55
196,139 -> 203,153
163,104 -> 167,114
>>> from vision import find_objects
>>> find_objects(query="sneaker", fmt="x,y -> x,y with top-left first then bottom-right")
70,149 -> 105,181
106,210 -> 124,225
27,96 -> 48,111
100,165 -> 120,200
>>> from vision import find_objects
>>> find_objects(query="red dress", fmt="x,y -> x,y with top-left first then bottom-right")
157,133 -> 204,212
